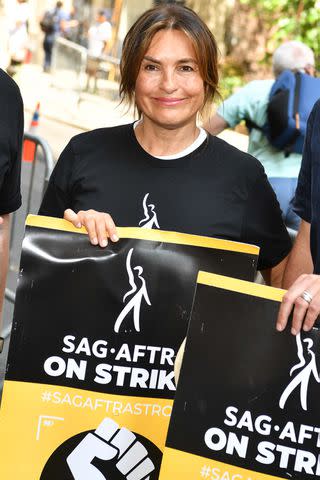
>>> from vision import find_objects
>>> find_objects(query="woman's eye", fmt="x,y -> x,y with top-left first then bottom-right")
179,65 -> 194,72
144,64 -> 158,71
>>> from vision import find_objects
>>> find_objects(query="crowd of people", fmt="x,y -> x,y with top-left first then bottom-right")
5,1 -> 113,79
1,4 -> 320,371
6,0 -> 30,76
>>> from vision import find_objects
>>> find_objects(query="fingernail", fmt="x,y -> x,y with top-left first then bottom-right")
303,324 -> 310,331
92,237 -> 98,245
101,239 -> 108,248
276,323 -> 283,332
111,234 -> 119,242
291,327 -> 297,335
76,223 -> 81,228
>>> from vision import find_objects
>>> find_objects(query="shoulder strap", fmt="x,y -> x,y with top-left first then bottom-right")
293,71 -> 302,129
245,119 -> 268,135
245,119 -> 260,131
284,72 -> 302,156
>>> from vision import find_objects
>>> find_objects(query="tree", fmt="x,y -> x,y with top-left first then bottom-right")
238,0 -> 320,66
186,0 -> 235,56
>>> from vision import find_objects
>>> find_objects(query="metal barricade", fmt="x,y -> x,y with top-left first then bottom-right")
3,132 -> 54,342
51,37 -> 88,101
51,37 -> 120,102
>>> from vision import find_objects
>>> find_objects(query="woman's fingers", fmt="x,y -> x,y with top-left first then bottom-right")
277,274 -> 320,335
63,208 -> 81,228
105,213 -> 118,242
82,213 -> 99,245
63,209 -> 119,247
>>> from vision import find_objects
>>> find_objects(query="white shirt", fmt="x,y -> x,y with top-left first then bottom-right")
88,21 -> 112,58
134,121 -> 207,160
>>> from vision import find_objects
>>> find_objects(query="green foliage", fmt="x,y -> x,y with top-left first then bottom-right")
239,0 -> 320,66
221,0 -> 320,98
219,62 -> 246,100
219,75 -> 244,100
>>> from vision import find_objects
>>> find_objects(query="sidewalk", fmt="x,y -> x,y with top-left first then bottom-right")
16,63 -> 134,132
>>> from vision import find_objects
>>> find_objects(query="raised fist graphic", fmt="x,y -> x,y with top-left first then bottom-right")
67,418 -> 156,480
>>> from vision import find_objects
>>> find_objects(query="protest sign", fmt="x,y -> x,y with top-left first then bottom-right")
160,273 -> 320,480
0,216 -> 258,479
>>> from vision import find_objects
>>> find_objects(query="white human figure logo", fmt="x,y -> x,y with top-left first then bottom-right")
279,333 -> 320,411
139,193 -> 160,229
67,417 -> 155,480
114,248 -> 151,333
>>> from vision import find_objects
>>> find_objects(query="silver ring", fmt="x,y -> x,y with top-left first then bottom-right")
300,290 -> 313,304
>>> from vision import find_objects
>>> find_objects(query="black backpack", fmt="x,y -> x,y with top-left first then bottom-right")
247,70 -> 320,155
40,10 -> 56,34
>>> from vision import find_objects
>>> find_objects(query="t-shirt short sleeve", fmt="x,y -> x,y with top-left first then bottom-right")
0,72 -> 24,215
241,163 -> 292,270
217,80 -> 272,129
39,141 -> 74,218
292,101 -> 320,223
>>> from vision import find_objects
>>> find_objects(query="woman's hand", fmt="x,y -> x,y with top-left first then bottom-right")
277,274 -> 320,335
64,209 -> 119,247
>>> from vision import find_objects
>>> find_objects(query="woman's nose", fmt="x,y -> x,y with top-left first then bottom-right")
160,69 -> 177,92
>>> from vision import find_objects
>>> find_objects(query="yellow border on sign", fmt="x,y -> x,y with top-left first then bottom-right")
26,215 -> 260,255
197,271 -> 285,302
159,446 -> 286,480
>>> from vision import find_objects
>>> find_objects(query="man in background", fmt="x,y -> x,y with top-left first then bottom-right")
86,9 -> 112,93
40,1 -> 69,73
0,69 -> 23,352
7,0 -> 30,77
204,41 -> 315,231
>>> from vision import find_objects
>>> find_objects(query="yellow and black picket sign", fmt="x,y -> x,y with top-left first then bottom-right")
0,216 -> 259,479
160,273 -> 320,480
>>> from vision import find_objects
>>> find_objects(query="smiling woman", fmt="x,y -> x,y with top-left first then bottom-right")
39,4 -> 291,288
134,29 -> 205,146
119,5 -> 219,121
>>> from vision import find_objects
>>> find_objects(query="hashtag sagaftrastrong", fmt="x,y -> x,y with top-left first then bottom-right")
41,388 -> 172,417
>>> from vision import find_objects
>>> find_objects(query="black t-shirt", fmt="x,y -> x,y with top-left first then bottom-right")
293,99 -> 320,273
39,124 -> 291,270
0,69 -> 24,215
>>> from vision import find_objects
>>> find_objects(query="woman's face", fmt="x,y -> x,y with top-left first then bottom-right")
135,29 -> 205,130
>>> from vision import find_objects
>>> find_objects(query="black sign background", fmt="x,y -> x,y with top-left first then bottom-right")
5,220 -> 258,400
165,277 -> 320,479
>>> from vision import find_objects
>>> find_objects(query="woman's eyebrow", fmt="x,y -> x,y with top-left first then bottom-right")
143,55 -> 161,64
142,55 -> 197,64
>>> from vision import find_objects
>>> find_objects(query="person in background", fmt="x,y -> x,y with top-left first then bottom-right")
40,1 -> 70,73
7,0 -> 30,77
204,41 -> 316,231
39,3 -> 291,289
86,9 -> 112,93
277,99 -> 320,336
62,5 -> 80,43
0,69 -> 24,352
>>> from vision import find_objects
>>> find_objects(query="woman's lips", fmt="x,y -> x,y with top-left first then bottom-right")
154,97 -> 185,105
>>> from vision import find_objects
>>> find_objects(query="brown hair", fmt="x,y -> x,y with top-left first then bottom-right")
120,4 -> 219,118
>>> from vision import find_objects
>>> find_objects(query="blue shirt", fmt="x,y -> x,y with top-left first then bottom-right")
217,80 -> 302,178
293,99 -> 320,272
51,8 -> 69,34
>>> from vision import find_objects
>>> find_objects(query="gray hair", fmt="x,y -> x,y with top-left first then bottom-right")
272,41 -> 315,77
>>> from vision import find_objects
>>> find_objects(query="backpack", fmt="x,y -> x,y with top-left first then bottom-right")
247,70 -> 320,155
40,10 -> 56,34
